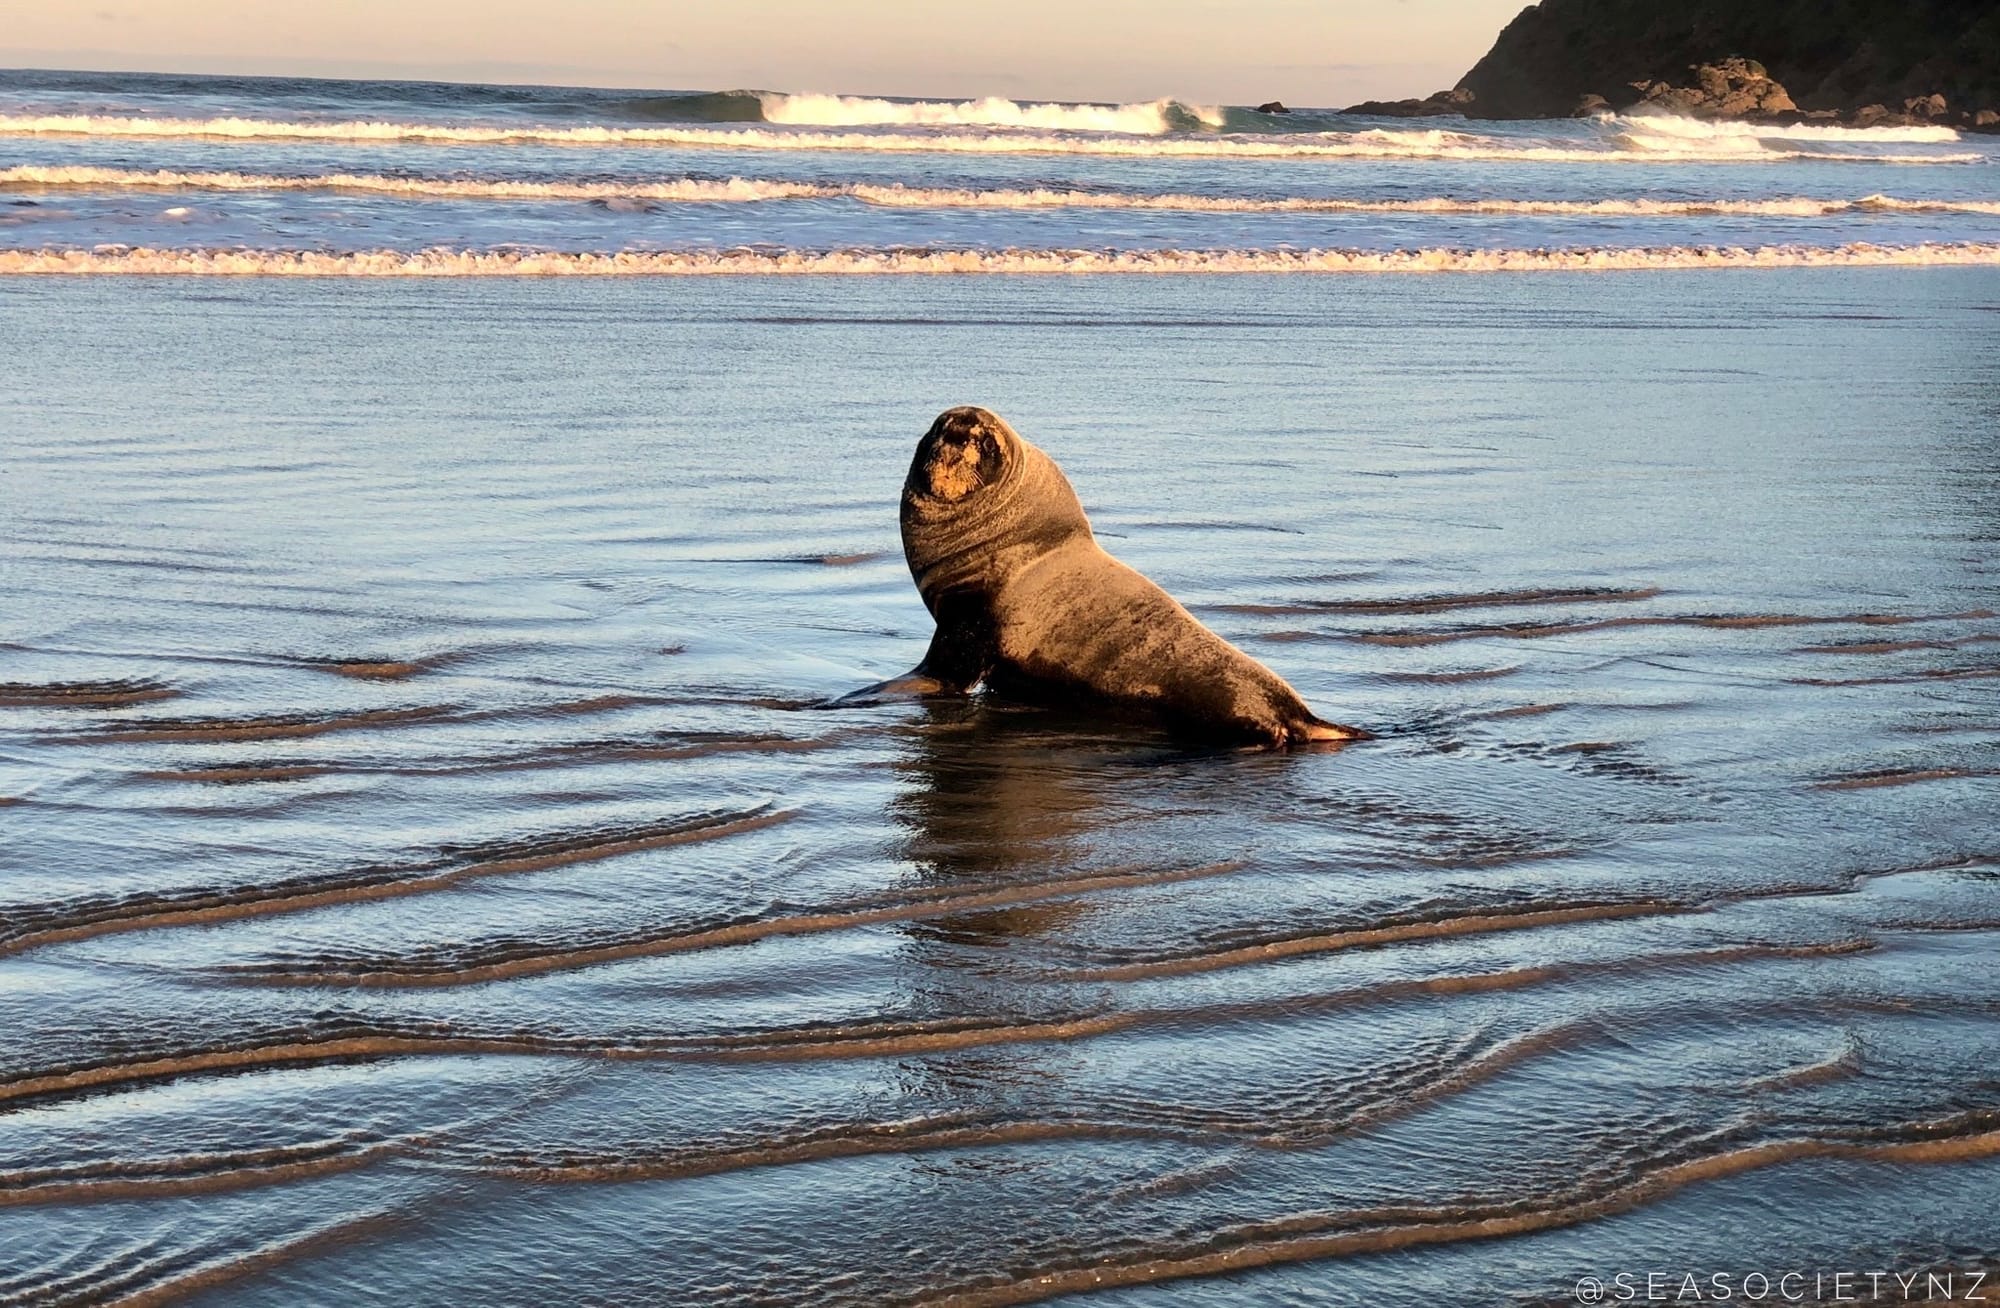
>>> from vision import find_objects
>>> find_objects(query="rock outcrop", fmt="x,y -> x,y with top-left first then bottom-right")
1624,57 -> 1796,118
1398,0 -> 2000,128
1341,88 -> 1474,118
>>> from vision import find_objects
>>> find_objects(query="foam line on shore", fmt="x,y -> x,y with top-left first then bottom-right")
4,241 -> 1998,277
0,164 -> 832,203
0,113 -> 1981,163
10,166 -> 2000,217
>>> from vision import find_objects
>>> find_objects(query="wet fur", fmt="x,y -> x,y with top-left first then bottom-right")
889,406 -> 1367,748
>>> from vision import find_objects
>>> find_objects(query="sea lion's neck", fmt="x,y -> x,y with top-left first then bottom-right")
901,441 -> 1091,609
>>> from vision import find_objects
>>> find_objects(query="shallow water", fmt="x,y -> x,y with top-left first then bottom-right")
1,269 -> 1996,1304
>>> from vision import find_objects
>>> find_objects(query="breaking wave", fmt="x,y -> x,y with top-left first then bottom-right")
0,164 -> 832,203
1613,112 -> 1965,144
755,92 -> 1225,133
0,113 -> 1981,163
615,90 -> 1225,133
6,241 -> 1998,277
10,165 -> 2000,217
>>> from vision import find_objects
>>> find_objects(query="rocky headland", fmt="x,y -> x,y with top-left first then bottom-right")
1343,0 -> 2000,130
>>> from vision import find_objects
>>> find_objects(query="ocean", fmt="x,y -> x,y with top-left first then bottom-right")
4,69 -> 2000,271
1,68 -> 1997,1306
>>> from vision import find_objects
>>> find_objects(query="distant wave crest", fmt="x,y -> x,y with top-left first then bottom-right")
755,93 -> 1225,134
613,90 -> 1224,133
11,166 -> 2000,218
0,164 -> 831,203
0,114 -> 1980,164
6,242 -> 1997,277
617,90 -> 768,123
1612,112 -> 1964,145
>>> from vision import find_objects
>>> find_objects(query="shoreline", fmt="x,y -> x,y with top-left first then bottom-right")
5,241 -> 2000,277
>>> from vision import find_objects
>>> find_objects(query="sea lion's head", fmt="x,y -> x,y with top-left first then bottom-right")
900,406 -> 1091,604
906,406 -> 1012,507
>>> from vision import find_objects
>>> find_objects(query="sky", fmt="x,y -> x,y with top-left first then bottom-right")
0,0 -> 1530,105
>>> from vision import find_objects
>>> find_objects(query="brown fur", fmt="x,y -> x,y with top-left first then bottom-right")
888,406 -> 1368,748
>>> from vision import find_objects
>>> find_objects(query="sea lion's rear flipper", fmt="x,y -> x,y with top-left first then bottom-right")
1296,717 -> 1373,744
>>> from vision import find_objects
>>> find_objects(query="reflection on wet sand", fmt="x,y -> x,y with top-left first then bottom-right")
893,702 -> 1166,937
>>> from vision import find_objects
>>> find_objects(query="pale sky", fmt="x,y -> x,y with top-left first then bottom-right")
0,0 -> 1529,106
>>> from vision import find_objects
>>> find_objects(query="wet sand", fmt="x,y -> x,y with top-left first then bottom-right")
1,270 -> 1996,1305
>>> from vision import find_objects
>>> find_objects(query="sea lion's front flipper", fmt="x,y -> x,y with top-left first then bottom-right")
828,669 -> 954,705
909,587 -> 994,693
831,598 -> 993,705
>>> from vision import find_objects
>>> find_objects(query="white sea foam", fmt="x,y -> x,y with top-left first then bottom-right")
0,164 -> 832,203
757,93 -> 1223,134
848,187 -> 2000,217
11,166 -> 2000,218
1612,112 -> 1964,144
0,113 -> 1981,164
5,242 -> 1997,277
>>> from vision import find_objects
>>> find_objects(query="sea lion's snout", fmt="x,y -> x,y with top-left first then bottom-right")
911,406 -> 1008,504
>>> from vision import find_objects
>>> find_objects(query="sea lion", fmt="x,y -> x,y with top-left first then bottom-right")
860,406 -> 1368,748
